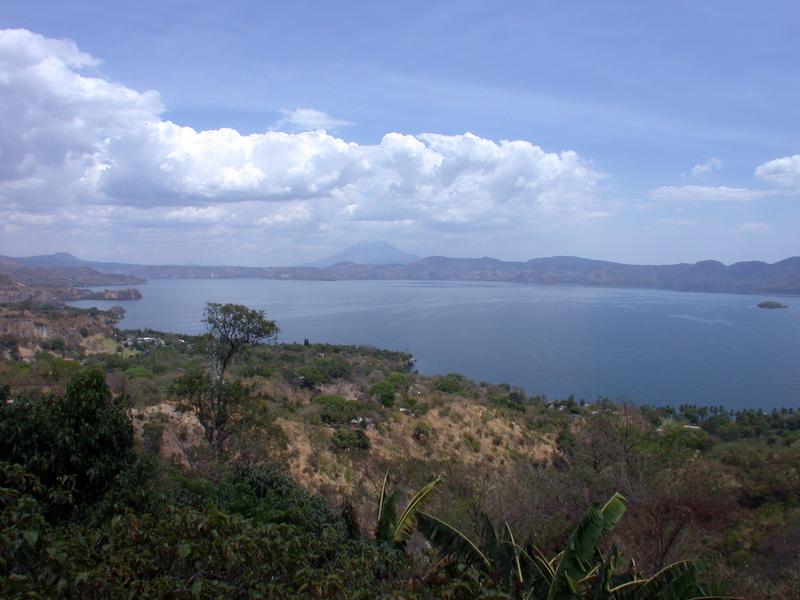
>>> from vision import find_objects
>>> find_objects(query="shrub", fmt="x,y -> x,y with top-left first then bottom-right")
0,367 -> 134,511
412,422 -> 431,443
661,426 -> 713,453
0,466 -> 403,599
239,363 -> 276,378
386,372 -> 411,392
556,428 -> 577,456
297,366 -> 327,388
0,333 -> 20,353
315,357 -> 353,381
434,373 -> 466,394
45,337 -> 66,356
332,429 -> 371,452
142,417 -> 166,456
31,353 -> 80,384
489,392 -> 526,412
84,353 -> 133,371
128,377 -> 161,407
370,380 -> 396,407
508,387 -> 527,405
311,395 -> 362,425
216,464 -> 342,532
125,366 -> 154,380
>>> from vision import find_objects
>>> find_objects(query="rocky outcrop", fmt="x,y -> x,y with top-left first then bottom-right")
52,287 -> 142,301
0,274 -> 142,304
0,303 -> 122,358
0,274 -> 60,304
758,300 -> 788,309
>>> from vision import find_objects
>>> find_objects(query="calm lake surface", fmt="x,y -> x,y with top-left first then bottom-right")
68,279 -> 800,409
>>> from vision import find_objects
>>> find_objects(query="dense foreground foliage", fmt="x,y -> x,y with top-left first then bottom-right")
0,371 -> 723,598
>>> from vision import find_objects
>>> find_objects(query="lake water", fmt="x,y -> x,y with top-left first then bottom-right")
68,279 -> 800,409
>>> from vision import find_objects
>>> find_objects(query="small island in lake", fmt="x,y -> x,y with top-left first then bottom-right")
758,300 -> 788,309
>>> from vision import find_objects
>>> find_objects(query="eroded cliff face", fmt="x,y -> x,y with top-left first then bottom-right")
0,275 -> 61,304
0,303 -> 121,358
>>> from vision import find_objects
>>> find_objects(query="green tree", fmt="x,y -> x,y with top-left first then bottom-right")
370,380 -> 396,407
47,337 -> 66,357
171,371 -> 252,453
0,367 -> 134,510
172,303 -> 279,453
203,302 -> 279,385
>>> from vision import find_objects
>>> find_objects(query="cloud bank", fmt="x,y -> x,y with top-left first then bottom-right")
0,28 -> 606,248
3,27 -> 792,266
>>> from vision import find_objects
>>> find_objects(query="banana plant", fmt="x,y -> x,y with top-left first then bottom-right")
374,470 -> 445,547
418,508 -> 537,591
418,492 -> 734,599
546,492 -> 627,599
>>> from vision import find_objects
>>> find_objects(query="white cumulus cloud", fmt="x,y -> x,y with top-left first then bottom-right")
0,29 -> 163,205
0,28 -> 621,264
755,155 -> 800,188
0,28 -> 605,227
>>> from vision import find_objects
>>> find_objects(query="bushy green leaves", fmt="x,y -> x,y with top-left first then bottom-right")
332,428 -> 371,452
418,491 -> 717,599
434,373 -> 467,394
370,380 -> 397,407
311,394 -> 363,425
548,493 -> 627,600
203,303 -> 279,373
3,495 -> 401,598
1,461 -> 404,599
0,367 -> 134,511
369,372 -> 411,407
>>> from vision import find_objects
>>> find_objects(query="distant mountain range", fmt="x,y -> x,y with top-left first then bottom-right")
7,246 -> 800,295
303,241 -> 419,267
0,254 -> 143,287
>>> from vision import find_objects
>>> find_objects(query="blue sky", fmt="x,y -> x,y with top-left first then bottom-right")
0,1 -> 798,265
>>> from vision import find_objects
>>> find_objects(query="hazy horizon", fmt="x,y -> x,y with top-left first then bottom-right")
7,242 -> 800,270
1,2 -> 799,266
